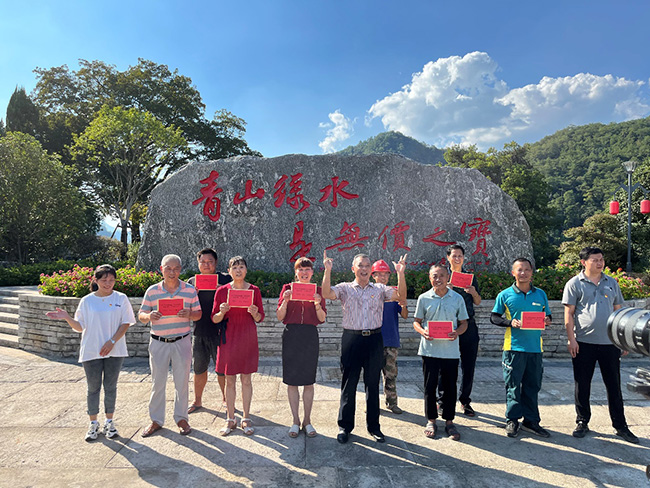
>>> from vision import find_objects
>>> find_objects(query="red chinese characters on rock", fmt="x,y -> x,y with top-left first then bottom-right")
273,173 -> 310,214
319,177 -> 359,208
461,218 -> 491,258
233,179 -> 265,204
192,170 -> 224,222
379,221 -> 412,251
289,221 -> 315,262
326,222 -> 369,252
422,227 -> 456,247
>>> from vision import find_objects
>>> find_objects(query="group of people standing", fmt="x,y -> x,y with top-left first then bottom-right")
46,245 -> 639,446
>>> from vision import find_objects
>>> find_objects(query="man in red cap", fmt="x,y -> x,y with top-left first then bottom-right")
372,260 -> 408,414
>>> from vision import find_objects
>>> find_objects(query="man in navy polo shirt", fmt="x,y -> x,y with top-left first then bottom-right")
491,258 -> 552,439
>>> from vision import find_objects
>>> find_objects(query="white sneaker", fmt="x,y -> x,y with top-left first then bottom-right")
85,421 -> 100,442
102,419 -> 119,439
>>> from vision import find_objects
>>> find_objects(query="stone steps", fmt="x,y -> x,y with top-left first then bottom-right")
0,322 -> 18,335
0,287 -> 37,350
0,311 -> 18,324
0,332 -> 18,348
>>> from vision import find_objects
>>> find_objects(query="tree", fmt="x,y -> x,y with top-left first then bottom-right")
33,59 -> 260,163
557,213 -> 626,269
70,105 -> 187,255
0,132 -> 99,263
0,119 -> 5,136
444,142 -> 556,265
6,87 -> 40,137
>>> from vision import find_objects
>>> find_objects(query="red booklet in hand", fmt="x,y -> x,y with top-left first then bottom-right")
427,321 -> 453,340
450,271 -> 474,289
158,298 -> 184,316
290,282 -> 317,301
521,311 -> 546,330
194,274 -> 219,290
227,289 -> 254,308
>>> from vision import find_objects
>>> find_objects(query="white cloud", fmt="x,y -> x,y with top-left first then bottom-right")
318,110 -> 353,153
367,52 -> 650,149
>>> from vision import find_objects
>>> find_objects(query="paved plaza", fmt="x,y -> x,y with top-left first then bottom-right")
0,346 -> 649,487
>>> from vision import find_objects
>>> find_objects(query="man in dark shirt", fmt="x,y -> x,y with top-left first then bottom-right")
187,248 -> 232,413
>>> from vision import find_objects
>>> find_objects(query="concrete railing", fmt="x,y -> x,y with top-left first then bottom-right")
19,294 -> 650,359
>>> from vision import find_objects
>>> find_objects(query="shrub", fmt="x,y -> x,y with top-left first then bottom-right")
26,262 -> 650,300
604,267 -> 650,299
40,264 -> 162,297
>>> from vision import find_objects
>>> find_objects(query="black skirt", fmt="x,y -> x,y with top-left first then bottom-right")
282,323 -> 319,386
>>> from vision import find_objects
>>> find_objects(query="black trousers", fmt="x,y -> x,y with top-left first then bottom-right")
438,319 -> 479,405
572,341 -> 626,429
338,330 -> 383,433
424,356 -> 459,421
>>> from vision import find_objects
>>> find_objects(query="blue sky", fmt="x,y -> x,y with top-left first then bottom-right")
2,0 -> 650,156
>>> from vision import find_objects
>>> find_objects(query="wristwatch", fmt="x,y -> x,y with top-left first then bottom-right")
110,338 -> 116,345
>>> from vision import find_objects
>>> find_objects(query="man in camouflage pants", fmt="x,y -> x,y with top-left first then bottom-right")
371,260 -> 409,413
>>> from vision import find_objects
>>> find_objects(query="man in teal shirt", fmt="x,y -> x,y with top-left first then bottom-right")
491,258 -> 552,439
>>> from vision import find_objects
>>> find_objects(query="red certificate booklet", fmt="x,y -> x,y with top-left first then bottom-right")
428,321 -> 453,340
158,298 -> 184,316
227,289 -> 254,308
450,271 -> 474,289
194,274 -> 219,290
290,282 -> 317,301
521,311 -> 546,330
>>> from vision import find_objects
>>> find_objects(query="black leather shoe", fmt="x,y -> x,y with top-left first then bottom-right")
337,428 -> 349,444
369,430 -> 386,443
572,421 -> 589,438
615,426 -> 639,444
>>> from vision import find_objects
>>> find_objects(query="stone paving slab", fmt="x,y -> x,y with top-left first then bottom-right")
0,346 -> 649,488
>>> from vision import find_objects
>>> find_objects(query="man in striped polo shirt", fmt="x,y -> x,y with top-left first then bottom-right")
139,254 -> 202,437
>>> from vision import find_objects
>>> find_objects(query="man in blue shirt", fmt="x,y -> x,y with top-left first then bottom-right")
491,258 -> 552,439
371,260 -> 409,414
413,265 -> 468,440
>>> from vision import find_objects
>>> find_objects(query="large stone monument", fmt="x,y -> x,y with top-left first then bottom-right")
137,154 -> 533,272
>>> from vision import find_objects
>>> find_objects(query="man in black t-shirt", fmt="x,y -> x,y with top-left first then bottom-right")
187,248 -> 232,414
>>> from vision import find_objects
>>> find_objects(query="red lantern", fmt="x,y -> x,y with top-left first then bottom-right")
609,201 -> 620,215
641,199 -> 650,214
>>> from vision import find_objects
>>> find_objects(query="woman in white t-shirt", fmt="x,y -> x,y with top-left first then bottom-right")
46,265 -> 136,441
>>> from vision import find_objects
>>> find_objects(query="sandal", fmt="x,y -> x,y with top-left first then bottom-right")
220,418 -> 236,436
445,423 -> 460,441
303,424 -> 317,438
424,421 -> 437,439
288,424 -> 300,438
187,404 -> 202,414
241,418 -> 254,435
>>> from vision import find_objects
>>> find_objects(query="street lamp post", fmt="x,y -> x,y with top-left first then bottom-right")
610,161 -> 649,273
623,160 -> 637,273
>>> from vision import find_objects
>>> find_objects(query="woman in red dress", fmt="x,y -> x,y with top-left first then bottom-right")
276,257 -> 326,438
212,256 -> 264,435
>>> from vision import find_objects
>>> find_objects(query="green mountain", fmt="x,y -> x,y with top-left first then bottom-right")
341,120 -> 650,250
337,131 -> 445,165
527,116 -> 650,234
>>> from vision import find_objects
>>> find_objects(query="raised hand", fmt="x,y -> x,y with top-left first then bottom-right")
392,254 -> 408,273
45,307 -> 71,321
323,250 -> 333,271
